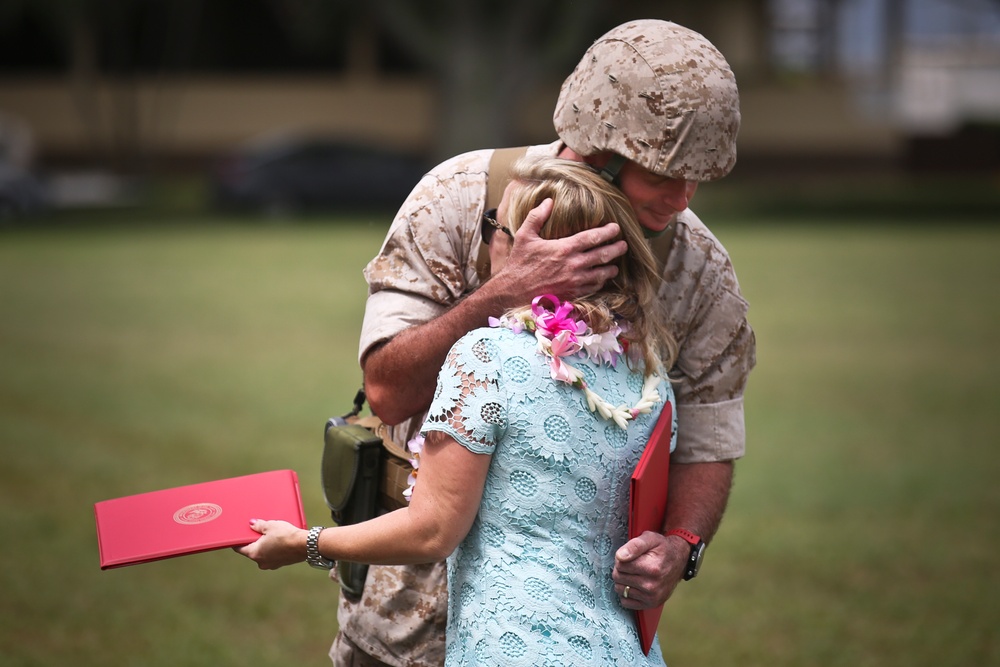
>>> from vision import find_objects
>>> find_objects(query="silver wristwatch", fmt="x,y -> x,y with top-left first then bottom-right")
305,526 -> 335,570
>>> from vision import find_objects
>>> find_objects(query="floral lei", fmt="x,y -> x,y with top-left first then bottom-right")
490,294 -> 662,428
403,295 -> 662,502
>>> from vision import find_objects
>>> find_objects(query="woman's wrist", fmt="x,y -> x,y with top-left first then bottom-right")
304,526 -> 335,569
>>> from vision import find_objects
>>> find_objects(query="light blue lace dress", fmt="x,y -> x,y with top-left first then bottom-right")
420,326 -> 676,666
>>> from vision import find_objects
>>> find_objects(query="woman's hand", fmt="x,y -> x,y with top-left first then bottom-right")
234,519 -> 307,570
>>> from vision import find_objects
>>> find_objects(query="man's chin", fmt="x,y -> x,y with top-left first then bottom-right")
639,215 -> 676,236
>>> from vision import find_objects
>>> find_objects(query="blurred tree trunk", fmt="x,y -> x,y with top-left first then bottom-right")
67,10 -> 108,165
5,0 -> 200,172
883,0 -> 907,91
371,0 -> 602,160
1,0 -> 113,166
346,13 -> 379,79
815,0 -> 842,79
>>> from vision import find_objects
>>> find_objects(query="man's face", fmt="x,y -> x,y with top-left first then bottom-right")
582,153 -> 698,234
616,161 -> 699,234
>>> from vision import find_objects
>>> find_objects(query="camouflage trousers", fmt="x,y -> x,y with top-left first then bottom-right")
329,561 -> 448,667
329,631 -> 396,667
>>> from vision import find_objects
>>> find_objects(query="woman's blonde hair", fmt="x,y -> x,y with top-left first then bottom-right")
502,156 -> 677,374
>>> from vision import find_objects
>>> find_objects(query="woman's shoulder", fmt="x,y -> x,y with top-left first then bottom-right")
453,325 -> 531,355
443,327 -> 541,378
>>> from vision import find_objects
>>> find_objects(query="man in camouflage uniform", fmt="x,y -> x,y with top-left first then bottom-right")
331,20 -> 755,666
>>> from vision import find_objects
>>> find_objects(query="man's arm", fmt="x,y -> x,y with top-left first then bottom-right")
612,461 -> 733,609
609,210 -> 754,609
364,198 -> 626,425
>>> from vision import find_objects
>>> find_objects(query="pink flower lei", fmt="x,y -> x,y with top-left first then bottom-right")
489,295 -> 629,382
489,295 -> 662,428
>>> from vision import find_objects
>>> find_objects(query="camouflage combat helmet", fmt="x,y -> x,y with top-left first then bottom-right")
554,19 -> 740,183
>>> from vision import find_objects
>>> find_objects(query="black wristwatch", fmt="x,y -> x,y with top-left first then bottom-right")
666,528 -> 706,580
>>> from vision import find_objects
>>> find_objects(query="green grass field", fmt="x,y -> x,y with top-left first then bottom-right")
1,211 -> 998,666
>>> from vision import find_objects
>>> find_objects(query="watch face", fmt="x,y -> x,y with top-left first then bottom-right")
686,542 -> 706,580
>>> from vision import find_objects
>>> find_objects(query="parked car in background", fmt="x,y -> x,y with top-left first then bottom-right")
0,160 -> 48,220
210,135 -> 430,216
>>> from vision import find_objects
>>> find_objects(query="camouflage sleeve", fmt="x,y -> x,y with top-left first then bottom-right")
358,151 -> 490,364
663,218 -> 756,463
672,320 -> 755,463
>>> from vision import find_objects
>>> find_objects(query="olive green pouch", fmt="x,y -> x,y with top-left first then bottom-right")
322,410 -> 382,599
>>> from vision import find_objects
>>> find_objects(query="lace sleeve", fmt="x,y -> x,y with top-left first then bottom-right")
421,329 -> 508,455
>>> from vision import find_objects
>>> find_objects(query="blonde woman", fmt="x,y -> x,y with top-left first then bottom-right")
239,157 -> 677,666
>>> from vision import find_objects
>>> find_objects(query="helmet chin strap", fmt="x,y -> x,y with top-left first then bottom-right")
596,152 -> 673,239
598,154 -> 628,186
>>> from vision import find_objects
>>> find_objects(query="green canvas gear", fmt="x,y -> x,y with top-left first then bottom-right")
321,388 -> 411,598
322,416 -> 382,598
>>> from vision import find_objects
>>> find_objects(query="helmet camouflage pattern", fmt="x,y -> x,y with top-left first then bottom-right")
554,19 -> 740,182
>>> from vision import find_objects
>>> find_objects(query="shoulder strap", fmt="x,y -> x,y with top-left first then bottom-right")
487,146 -> 528,209
476,146 -> 530,282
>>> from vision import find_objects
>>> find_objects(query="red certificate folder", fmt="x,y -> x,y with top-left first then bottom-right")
94,469 -> 306,570
628,402 -> 673,655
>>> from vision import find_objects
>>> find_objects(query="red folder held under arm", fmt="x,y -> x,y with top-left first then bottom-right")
628,403 -> 673,655
94,469 -> 306,570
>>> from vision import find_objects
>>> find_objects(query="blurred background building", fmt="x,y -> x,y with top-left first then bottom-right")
0,0 -> 997,204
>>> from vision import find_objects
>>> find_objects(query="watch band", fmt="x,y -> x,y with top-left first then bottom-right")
305,526 -> 336,570
665,528 -> 701,545
666,528 -> 705,581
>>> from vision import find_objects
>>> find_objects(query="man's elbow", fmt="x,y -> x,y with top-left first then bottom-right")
365,375 -> 410,426
361,339 -> 436,425
361,348 -> 406,425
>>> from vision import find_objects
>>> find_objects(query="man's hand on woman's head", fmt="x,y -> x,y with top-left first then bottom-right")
496,198 -> 628,301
